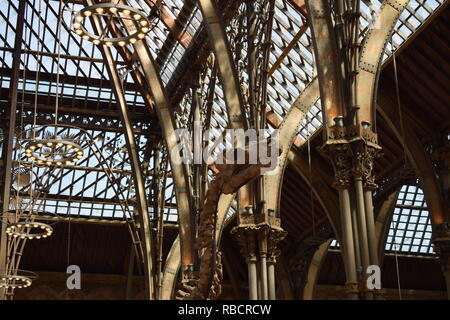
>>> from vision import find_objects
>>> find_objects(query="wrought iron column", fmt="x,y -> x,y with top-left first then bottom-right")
233,227 -> 258,299
257,229 -> 268,300
267,228 -> 285,300
85,0 -> 155,299
0,0 -> 26,300
354,176 -> 372,299
232,214 -> 286,300
364,187 -> 379,267
338,187 -> 358,300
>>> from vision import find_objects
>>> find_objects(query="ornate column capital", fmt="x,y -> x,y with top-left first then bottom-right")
321,124 -> 382,190
231,225 -> 258,261
321,143 -> 353,189
352,143 -> 381,189
267,228 -> 287,264
232,217 -> 287,264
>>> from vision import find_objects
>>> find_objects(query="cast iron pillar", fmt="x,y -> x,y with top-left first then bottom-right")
232,210 -> 286,300
321,121 -> 381,299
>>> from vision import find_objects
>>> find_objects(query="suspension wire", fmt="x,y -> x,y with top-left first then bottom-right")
306,113 -> 315,235
391,39 -> 408,168
15,1 -> 30,208
393,240 -> 402,300
30,0 -> 46,240
12,2 -> 32,275
66,186 -> 72,268
33,0 -> 44,132
54,0 -> 64,127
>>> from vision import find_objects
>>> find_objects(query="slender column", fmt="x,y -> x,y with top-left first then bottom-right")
267,260 -> 276,300
232,227 -> 259,300
233,213 -> 286,301
338,188 -> 358,300
86,2 -> 155,298
266,227 -> 287,300
259,252 -> 268,299
257,261 -> 262,299
248,255 -> 258,300
258,229 -> 268,300
0,0 -> 26,300
354,177 -> 373,300
350,189 -> 362,276
364,188 -> 379,267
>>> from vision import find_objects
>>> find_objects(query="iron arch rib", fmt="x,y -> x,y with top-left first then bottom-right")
305,0 -> 345,130
357,0 -> 409,125
197,0 -> 248,131
85,0 -> 155,299
132,36 -> 194,279
264,78 -> 320,220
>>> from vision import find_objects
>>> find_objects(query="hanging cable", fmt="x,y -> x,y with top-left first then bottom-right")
391,39 -> 408,168
306,112 -> 315,235
54,0 -> 64,127
15,1 -> 31,210
33,0 -> 44,133
393,240 -> 402,300
66,182 -> 73,269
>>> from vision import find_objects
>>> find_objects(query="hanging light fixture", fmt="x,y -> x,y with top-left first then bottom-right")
5,221 -> 53,240
0,270 -> 38,289
71,3 -> 159,47
1,208 -> 55,241
25,0 -> 85,167
25,135 -> 83,166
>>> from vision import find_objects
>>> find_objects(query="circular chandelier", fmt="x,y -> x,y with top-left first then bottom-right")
72,3 -> 158,46
0,270 -> 38,289
25,136 -> 83,166
6,221 -> 53,240
0,275 -> 32,289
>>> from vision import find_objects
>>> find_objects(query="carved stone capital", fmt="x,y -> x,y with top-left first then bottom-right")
352,143 -> 381,189
267,228 -> 287,263
231,226 -> 258,260
232,222 -> 287,264
321,143 -> 353,189
321,124 -> 382,190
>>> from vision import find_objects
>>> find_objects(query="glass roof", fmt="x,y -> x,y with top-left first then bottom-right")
329,185 -> 435,256
386,185 -> 434,255
0,0 -> 446,223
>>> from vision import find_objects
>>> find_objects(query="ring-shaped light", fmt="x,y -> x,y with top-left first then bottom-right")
72,3 -> 154,46
0,275 -> 32,289
0,270 -> 38,289
25,139 -> 83,166
6,221 -> 53,240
